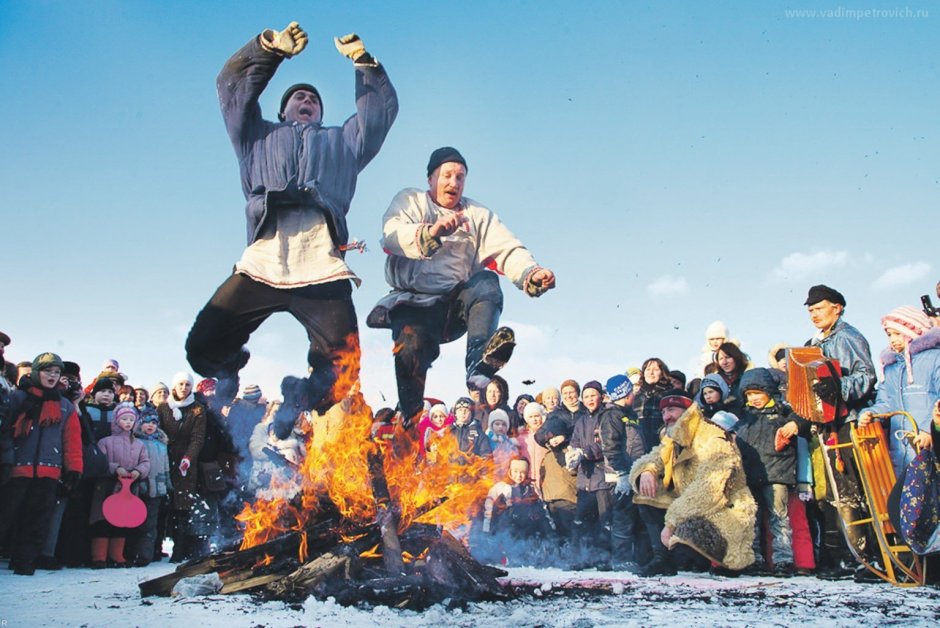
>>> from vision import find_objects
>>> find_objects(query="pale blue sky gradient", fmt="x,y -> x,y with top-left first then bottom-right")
1,1 -> 936,407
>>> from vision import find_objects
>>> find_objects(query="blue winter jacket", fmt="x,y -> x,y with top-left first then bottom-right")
218,35 -> 398,246
810,317 -> 876,417
867,327 -> 940,472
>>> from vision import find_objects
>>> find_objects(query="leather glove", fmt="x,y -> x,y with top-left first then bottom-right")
613,474 -> 632,496
0,463 -> 12,486
334,33 -> 366,61
812,377 -> 840,404
261,21 -> 309,58
59,470 -> 81,496
179,457 -> 191,476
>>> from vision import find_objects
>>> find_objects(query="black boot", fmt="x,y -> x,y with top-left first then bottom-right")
637,555 -> 677,577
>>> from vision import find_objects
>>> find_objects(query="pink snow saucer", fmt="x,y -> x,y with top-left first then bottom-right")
103,476 -> 147,528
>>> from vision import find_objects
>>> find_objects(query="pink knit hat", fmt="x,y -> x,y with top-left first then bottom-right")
882,306 -> 933,342
882,306 -> 934,384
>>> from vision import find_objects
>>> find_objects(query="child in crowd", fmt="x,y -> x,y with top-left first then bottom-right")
89,402 -> 150,568
695,373 -> 730,418
132,406 -> 171,566
478,457 -> 553,564
0,353 -> 83,575
517,402 -> 548,489
451,396 -> 492,457
734,368 -> 809,577
486,409 -> 519,473
82,378 -> 118,441
419,402 -> 454,457
861,306 -> 939,473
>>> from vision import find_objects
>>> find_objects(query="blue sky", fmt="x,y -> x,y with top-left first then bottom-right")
1,1 -> 936,408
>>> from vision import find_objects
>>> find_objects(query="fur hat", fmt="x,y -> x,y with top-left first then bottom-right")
740,368 -> 778,396
705,320 -> 729,341
804,284 -> 845,307
429,403 -> 449,418
523,402 -> 546,421
0,331 -> 10,346
605,374 -> 634,401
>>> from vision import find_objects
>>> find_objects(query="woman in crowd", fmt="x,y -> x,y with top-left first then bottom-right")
632,358 -> 674,453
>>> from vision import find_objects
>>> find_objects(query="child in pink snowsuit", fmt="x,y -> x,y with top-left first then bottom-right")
89,403 -> 150,568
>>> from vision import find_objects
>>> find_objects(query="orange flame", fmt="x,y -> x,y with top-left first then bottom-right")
237,333 -> 500,558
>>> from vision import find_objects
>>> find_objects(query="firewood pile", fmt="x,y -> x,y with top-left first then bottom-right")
140,415 -> 512,610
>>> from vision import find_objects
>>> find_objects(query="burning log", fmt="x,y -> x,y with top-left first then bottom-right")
263,551 -> 355,600
368,448 -> 405,576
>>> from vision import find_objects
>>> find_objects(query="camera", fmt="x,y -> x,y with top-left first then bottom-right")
922,294 -> 939,318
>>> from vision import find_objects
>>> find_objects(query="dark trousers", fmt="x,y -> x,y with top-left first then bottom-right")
610,491 -> 638,564
186,274 -> 359,411
573,487 -> 614,561
638,504 -> 671,564
0,477 -> 58,568
132,496 -> 164,562
545,499 -> 577,541
390,271 -> 503,418
819,422 -> 873,565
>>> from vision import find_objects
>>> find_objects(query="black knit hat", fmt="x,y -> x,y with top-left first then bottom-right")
426,146 -> 467,177
804,284 -> 845,307
92,377 -> 115,394
279,83 -> 322,122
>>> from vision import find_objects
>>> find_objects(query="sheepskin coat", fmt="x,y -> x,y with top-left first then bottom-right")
629,404 -> 757,570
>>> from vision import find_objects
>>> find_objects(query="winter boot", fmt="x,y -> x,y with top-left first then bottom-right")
108,537 -> 127,567
90,537 -> 108,569
466,327 -> 515,388
636,555 -> 678,577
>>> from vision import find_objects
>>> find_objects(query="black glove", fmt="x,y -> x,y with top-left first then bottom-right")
59,470 -> 81,496
813,377 -> 840,404
0,464 -> 12,486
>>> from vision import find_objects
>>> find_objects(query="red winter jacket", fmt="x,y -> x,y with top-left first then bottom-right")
2,389 -> 83,480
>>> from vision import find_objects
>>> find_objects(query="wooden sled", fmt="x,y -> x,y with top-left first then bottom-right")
821,413 -> 926,587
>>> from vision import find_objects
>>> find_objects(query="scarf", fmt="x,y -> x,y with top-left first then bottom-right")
167,391 -> 195,421
13,385 -> 63,439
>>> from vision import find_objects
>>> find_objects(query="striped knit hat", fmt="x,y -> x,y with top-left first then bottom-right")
882,306 -> 933,342
242,384 -> 263,401
882,305 -> 934,384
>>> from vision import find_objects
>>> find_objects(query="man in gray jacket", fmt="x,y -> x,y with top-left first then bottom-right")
367,147 -> 555,424
186,22 -> 397,438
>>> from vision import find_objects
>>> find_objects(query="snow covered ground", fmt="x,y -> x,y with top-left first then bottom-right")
1,561 -> 938,627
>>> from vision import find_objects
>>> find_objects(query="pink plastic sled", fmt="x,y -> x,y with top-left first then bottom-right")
103,476 -> 147,528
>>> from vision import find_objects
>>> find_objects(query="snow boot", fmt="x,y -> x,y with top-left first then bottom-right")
636,555 -> 677,577
466,327 -> 515,388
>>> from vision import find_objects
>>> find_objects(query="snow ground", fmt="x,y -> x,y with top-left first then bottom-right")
2,561 -> 938,627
